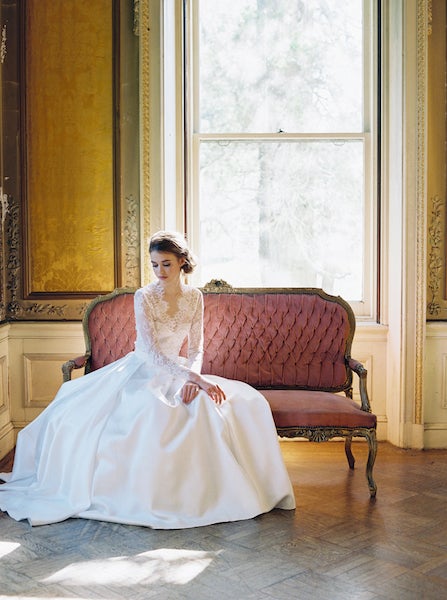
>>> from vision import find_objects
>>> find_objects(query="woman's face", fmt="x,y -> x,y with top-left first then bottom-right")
150,250 -> 184,285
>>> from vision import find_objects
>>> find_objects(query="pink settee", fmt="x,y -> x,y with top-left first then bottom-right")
62,280 -> 378,497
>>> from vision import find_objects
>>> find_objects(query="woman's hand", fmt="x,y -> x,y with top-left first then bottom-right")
197,376 -> 226,405
180,381 -> 201,404
183,374 -> 226,405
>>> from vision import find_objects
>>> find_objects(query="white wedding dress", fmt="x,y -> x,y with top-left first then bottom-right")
0,283 -> 295,528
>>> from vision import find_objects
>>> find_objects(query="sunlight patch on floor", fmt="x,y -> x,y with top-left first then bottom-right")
41,548 -> 219,586
0,542 -> 20,558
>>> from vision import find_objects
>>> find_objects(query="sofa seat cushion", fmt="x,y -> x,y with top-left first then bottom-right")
262,390 -> 377,429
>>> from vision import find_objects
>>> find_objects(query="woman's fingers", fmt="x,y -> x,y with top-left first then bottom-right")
181,382 -> 200,404
208,384 -> 226,404
186,377 -> 226,405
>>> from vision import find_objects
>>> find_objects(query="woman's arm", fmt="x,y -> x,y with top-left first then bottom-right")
183,291 -> 225,404
186,291 -> 204,374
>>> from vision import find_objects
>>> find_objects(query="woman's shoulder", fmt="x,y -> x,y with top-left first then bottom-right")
135,282 -> 158,300
182,284 -> 202,300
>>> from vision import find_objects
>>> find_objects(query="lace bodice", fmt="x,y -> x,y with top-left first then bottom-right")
134,282 -> 204,381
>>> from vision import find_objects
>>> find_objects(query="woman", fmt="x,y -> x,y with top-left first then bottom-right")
0,231 -> 295,528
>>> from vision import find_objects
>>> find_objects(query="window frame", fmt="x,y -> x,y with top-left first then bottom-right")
162,0 -> 379,320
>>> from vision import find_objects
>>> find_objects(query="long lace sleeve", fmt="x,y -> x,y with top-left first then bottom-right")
186,291 -> 204,373
134,288 -> 189,381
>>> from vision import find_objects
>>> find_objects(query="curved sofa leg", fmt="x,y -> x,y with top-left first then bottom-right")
366,429 -> 378,498
345,435 -> 355,469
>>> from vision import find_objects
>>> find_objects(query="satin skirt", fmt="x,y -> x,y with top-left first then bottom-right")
0,352 -> 295,528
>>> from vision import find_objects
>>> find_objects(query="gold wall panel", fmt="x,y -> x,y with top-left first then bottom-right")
25,0 -> 115,293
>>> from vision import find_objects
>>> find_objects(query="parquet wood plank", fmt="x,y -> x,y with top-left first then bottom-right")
1,441 -> 447,599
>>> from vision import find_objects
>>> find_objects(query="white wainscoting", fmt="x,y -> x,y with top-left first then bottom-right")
5,319 -> 446,458
353,324 -> 388,441
425,322 -> 447,448
0,320 -> 392,461
0,325 -> 13,460
1,322 -> 85,458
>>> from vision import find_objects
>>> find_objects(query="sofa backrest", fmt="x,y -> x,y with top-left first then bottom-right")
85,289 -> 136,372
83,285 -> 355,392
201,289 -> 354,392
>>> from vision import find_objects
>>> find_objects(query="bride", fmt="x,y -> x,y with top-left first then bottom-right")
0,231 -> 295,528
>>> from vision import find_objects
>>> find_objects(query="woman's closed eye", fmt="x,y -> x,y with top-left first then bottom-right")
152,261 -> 172,268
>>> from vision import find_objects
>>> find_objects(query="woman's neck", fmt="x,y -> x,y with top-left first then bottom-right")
156,279 -> 182,297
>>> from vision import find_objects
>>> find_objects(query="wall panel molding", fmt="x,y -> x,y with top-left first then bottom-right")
0,354 -> 7,414
442,353 -> 447,409
23,353 -> 79,408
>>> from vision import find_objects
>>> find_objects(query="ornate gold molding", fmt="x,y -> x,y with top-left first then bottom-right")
5,195 -> 87,320
202,279 -> 234,293
5,188 -> 141,320
427,195 -> 443,317
415,0 -> 428,425
0,193 -> 7,322
139,0 -> 151,283
0,24 -> 6,64
123,194 -> 140,286
133,0 -> 140,36
427,0 -> 432,35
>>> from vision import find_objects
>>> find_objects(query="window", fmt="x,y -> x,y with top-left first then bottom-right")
170,0 -> 377,317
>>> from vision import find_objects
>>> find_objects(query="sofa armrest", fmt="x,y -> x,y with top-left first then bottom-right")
348,357 -> 371,413
61,353 -> 90,383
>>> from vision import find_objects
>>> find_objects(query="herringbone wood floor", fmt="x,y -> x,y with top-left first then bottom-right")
1,441 -> 447,599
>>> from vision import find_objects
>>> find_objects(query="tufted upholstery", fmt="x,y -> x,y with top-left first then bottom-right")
202,293 -> 352,390
86,292 -> 136,372
62,284 -> 377,497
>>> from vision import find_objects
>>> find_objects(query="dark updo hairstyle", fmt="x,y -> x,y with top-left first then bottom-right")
149,230 -> 197,274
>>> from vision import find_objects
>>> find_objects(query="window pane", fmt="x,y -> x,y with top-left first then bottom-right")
199,0 -> 363,133
198,141 -> 364,300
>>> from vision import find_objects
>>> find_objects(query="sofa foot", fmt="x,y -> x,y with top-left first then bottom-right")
366,430 -> 378,497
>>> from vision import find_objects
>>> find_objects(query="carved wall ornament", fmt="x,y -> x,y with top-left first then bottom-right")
202,279 -> 234,293
133,0 -> 140,36
3,193 -> 87,320
0,191 -> 5,322
139,0 -> 152,283
0,188 -> 8,226
427,195 -> 443,317
6,194 -> 20,314
0,24 -> 6,64
427,0 -> 432,36
123,194 -> 140,286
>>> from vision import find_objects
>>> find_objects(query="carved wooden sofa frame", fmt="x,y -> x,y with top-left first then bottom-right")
63,281 -> 378,497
